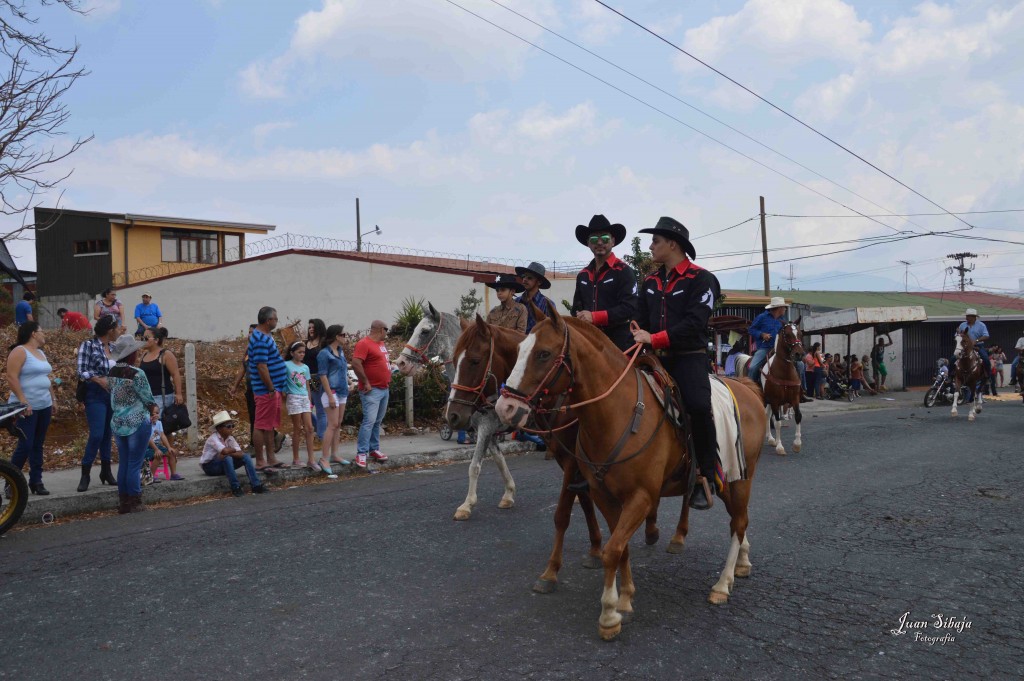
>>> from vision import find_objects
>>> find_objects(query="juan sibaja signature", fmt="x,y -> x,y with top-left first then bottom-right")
891,612 -> 971,645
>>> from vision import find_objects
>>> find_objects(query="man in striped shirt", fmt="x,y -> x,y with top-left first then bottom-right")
249,306 -> 288,470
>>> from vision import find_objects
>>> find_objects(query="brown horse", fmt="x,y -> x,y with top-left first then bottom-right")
495,306 -> 766,640
444,316 -> 605,582
760,322 -> 805,455
951,330 -> 986,420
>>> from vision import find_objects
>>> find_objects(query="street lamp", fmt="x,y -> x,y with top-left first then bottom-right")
357,224 -> 381,252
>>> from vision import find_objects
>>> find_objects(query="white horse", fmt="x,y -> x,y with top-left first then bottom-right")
396,304 -> 518,521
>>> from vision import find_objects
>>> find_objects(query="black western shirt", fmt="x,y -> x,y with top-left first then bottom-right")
571,252 -> 639,350
638,259 -> 721,353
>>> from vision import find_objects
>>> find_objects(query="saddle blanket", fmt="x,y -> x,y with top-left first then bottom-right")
710,376 -> 748,483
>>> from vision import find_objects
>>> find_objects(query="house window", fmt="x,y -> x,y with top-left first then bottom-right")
223,233 -> 241,262
74,239 -> 109,256
160,230 -> 220,264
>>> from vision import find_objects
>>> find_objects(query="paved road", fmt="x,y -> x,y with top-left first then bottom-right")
2,400 -> 1022,680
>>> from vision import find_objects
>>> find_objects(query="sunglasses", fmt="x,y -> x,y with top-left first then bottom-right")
588,235 -> 612,245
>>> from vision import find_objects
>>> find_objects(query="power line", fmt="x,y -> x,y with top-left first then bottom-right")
484,0 -> 926,236
590,0 -> 976,231
770,209 -> 1024,218
440,0 -> 933,239
691,216 -> 758,240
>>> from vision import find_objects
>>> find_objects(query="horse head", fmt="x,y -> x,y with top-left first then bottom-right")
779,322 -> 804,359
397,302 -> 452,377
445,314 -> 524,430
953,330 -> 967,359
495,301 -> 575,429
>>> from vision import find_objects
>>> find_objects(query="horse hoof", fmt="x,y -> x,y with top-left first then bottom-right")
532,578 -> 557,594
498,498 -> 514,510
453,509 -> 471,521
793,443 -> 802,453
618,609 -> 634,625
666,541 -> 685,555
599,623 -> 622,641
645,528 -> 660,545
735,565 -> 751,578
580,554 -> 603,570
708,591 -> 729,605
775,449 -> 787,456
767,438 -> 776,447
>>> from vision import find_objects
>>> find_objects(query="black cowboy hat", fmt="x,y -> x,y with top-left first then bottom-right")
484,273 -> 525,293
575,214 -> 626,246
513,261 -> 551,290
638,216 -> 697,259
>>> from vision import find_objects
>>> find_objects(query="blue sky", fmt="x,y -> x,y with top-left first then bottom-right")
5,0 -> 1024,292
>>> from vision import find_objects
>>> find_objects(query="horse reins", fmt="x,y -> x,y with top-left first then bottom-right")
765,323 -> 804,389
402,316 -> 452,367
448,335 -> 498,411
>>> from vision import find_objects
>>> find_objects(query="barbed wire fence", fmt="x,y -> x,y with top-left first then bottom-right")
113,232 -> 588,286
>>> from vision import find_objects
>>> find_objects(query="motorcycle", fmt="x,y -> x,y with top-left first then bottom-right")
923,370 -> 970,408
0,401 -> 29,536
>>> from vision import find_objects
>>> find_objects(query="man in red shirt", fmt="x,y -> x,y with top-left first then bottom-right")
59,307 -> 92,331
352,320 -> 392,468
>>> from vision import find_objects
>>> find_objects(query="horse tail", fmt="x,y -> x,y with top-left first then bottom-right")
736,376 -> 764,401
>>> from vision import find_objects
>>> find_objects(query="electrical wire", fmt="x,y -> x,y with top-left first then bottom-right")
590,0 -> 977,231
691,216 -> 758,240
770,209 -> 1024,218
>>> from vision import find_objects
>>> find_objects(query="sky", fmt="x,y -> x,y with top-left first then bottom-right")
4,0 -> 1024,293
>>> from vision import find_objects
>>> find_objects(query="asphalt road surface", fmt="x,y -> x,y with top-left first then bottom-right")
2,400 -> 1022,680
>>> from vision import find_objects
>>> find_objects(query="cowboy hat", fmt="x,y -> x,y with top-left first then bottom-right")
638,216 -> 697,259
211,410 -> 235,428
965,308 -> 979,316
110,334 -> 146,361
513,261 -> 552,290
575,214 -> 626,246
765,296 -> 789,310
484,273 -> 525,293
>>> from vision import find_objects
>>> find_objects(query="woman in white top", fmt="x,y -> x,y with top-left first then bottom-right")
6,322 -> 56,495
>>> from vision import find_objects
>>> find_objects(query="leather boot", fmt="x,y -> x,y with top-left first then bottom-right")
99,460 -> 116,485
117,493 -> 131,514
128,494 -> 147,513
77,464 -> 91,492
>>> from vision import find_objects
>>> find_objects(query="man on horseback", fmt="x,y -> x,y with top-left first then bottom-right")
571,214 -> 638,352
958,308 -> 992,395
515,261 -> 555,332
1012,330 -> 1024,392
631,216 -> 721,511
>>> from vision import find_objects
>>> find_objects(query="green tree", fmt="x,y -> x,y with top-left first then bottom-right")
455,288 -> 483,319
623,236 -> 655,279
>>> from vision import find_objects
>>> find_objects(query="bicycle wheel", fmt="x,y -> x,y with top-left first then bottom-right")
923,388 -> 938,408
0,458 -> 28,536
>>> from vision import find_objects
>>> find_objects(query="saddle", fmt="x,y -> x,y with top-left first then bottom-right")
636,354 -> 685,431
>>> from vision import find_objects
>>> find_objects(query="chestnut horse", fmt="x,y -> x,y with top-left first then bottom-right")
495,307 -> 766,640
951,330 -> 986,420
444,316 -> 605,580
761,322 -> 805,455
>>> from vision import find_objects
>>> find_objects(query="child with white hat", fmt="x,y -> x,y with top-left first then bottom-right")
201,410 -> 266,496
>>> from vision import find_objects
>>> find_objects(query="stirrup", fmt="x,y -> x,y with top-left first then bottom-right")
689,476 -> 714,510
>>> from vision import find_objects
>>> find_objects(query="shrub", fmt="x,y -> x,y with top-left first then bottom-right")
455,288 -> 482,320
393,295 -> 425,338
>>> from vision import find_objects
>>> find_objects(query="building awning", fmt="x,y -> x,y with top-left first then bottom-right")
803,306 -> 927,334
110,214 -> 275,232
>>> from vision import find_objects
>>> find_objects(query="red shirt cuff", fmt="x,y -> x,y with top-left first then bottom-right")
651,331 -> 670,350
591,310 -> 609,326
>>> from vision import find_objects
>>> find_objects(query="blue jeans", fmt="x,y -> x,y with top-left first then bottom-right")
1012,355 -> 1020,383
311,382 -> 327,440
812,367 -> 825,396
357,387 -> 389,454
747,348 -> 769,380
116,421 -> 152,496
83,383 -> 113,466
202,454 -> 261,490
516,431 -> 544,446
795,360 -> 807,393
11,406 -> 51,485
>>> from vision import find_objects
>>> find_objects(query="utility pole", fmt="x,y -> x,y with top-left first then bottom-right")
946,252 -> 976,291
787,263 -> 795,290
355,197 -> 362,252
759,196 -> 769,296
898,260 -> 911,292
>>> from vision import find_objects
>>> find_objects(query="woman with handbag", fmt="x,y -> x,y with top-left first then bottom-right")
139,327 -> 185,480
76,315 -> 120,492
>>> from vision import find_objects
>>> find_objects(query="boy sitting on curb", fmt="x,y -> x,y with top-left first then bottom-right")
201,411 -> 266,497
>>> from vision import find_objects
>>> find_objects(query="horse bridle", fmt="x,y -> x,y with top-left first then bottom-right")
764,323 -> 804,388
402,315 -> 451,367
499,323 -> 577,415
448,335 -> 499,411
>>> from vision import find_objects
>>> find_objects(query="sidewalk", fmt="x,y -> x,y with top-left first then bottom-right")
19,433 -> 535,526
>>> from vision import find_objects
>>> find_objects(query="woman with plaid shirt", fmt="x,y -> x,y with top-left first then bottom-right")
76,315 -> 120,492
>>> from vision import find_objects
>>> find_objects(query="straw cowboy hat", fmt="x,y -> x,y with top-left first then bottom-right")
638,216 -> 697,259
514,261 -> 552,290
211,411 -> 235,428
765,296 -> 789,310
965,308 -> 979,317
110,334 -> 146,361
575,214 -> 626,246
484,273 -> 525,293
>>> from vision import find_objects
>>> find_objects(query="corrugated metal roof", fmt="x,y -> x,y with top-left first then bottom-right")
732,290 -> 1024,316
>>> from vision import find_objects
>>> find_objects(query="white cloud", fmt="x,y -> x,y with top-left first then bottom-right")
81,0 -> 121,18
571,0 -> 620,44
240,0 -> 557,99
252,121 -> 294,145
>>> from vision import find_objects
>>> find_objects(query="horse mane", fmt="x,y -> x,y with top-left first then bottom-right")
559,316 -> 631,366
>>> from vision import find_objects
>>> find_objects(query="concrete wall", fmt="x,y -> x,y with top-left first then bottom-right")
804,328 -> 905,390
118,252 -> 580,341
37,293 -> 94,329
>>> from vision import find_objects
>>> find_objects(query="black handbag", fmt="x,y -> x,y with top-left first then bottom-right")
76,379 -> 87,403
158,350 -> 192,434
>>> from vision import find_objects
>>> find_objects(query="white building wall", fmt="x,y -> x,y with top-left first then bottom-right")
804,328 -> 905,390
119,253 -> 580,341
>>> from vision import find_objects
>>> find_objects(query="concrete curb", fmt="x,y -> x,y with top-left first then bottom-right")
19,441 -> 536,526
